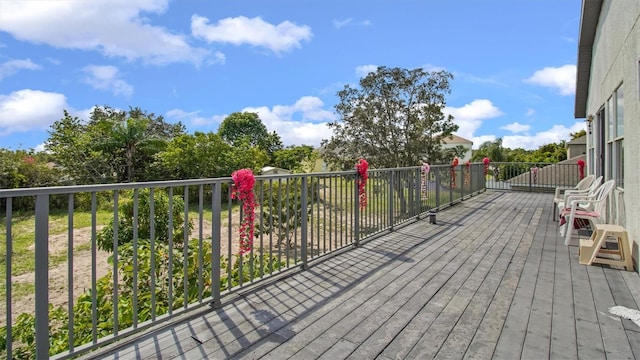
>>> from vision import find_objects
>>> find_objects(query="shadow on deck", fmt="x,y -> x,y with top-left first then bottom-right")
90,191 -> 640,360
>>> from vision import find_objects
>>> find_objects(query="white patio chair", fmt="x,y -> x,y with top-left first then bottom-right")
559,179 -> 615,245
554,175 -> 602,220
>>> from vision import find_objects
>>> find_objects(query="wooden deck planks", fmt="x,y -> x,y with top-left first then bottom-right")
88,191 -> 640,360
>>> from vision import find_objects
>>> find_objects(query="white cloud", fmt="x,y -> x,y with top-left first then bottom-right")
444,99 -> 504,140
191,15 -> 312,54
242,96 -> 335,146
422,64 -> 448,73
502,122 -> 586,150
82,65 -> 133,97
0,59 -> 41,80
333,18 -> 371,29
34,143 -> 46,152
471,135 -> 497,150
0,89 -> 67,135
524,64 -> 576,96
500,122 -> 531,133
0,0 -> 210,65
355,64 -> 377,77
333,18 -> 352,29
165,108 -> 225,127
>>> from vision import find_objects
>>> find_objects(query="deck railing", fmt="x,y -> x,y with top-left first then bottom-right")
485,162 -> 582,192
0,164 -> 485,359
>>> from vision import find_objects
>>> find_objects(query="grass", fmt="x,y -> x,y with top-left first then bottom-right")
0,208 -> 114,300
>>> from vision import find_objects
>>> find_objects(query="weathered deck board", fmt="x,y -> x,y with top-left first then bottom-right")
89,191 -> 640,360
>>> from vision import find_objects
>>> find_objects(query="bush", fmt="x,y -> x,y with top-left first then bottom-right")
96,189 -> 193,251
0,240 -> 285,359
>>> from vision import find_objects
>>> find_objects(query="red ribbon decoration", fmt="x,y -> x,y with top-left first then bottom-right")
577,159 -> 585,180
231,168 -> 256,254
356,158 -> 369,208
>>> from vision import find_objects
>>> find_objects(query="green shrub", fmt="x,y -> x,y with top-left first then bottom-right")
96,189 -> 193,252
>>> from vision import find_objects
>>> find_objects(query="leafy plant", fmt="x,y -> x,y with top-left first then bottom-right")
96,189 -> 193,251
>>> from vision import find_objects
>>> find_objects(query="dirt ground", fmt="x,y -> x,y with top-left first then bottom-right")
4,219 -> 243,326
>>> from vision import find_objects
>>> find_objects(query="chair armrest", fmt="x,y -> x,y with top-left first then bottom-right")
554,186 -> 573,198
563,191 -> 595,206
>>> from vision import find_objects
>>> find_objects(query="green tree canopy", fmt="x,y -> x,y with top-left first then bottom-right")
272,145 -> 317,172
570,129 -> 586,140
217,112 -> 283,162
46,106 -> 185,184
321,66 -> 458,169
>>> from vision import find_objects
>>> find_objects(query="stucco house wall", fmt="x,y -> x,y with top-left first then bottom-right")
577,0 -> 639,271
442,134 -> 473,162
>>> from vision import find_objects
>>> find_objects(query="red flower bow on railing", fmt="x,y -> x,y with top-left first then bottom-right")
231,168 -> 256,254
482,157 -> 490,177
421,162 -> 430,199
464,160 -> 471,186
451,157 -> 459,188
356,158 -> 369,208
577,159 -> 585,180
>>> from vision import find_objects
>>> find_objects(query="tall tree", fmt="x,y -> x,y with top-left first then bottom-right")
46,106 -> 184,184
45,110 -> 113,184
471,138 -> 509,163
94,117 -> 165,182
154,132 -> 233,180
570,129 -> 587,140
273,145 -> 317,172
217,112 -> 283,162
321,66 -> 458,169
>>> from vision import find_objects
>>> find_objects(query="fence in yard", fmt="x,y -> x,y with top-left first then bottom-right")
0,163 -> 485,359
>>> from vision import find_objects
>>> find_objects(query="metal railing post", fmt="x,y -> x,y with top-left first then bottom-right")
35,194 -> 50,359
388,170 -> 394,230
435,168 -> 441,208
300,176 -> 309,269
414,168 -> 421,217
5,198 -> 12,359
354,171 -> 360,247
529,167 -> 532,192
210,182 -> 222,308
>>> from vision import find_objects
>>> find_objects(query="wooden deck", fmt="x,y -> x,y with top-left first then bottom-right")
93,191 -> 640,360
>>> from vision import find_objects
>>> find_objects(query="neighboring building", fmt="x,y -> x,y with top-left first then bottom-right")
574,0 -> 638,271
261,166 -> 291,175
566,135 -> 586,159
442,134 -> 473,162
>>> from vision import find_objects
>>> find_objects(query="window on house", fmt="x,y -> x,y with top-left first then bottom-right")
606,84 -> 624,188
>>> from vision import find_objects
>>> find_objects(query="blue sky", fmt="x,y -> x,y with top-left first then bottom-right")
0,0 -> 585,152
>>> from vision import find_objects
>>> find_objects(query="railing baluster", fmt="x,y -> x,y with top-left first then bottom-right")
91,193 -> 98,344
132,189 -> 139,328
68,194 -> 75,351
211,182 -> 222,308
227,184 -> 232,288
5,197 -> 12,359
258,180 -> 265,278
354,170 -> 360,247
183,186 -> 189,309
198,185 -> 204,302
300,176 -> 308,270
35,194 -> 49,359
149,188 -> 156,320
112,191 -> 119,336
168,188 -> 174,315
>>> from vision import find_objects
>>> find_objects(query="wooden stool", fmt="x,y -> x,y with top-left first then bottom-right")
579,224 -> 634,271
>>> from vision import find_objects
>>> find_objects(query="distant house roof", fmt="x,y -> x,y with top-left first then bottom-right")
567,135 -> 587,145
574,0 -> 603,118
442,134 -> 473,145
261,166 -> 291,175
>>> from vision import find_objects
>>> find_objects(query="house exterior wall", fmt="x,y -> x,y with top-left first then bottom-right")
442,142 -> 473,162
567,143 -> 586,159
584,0 -> 639,270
